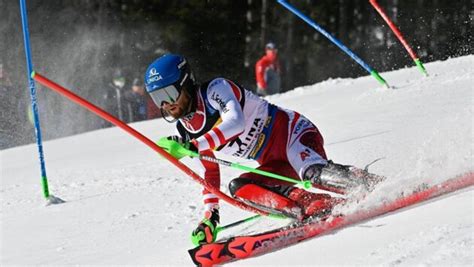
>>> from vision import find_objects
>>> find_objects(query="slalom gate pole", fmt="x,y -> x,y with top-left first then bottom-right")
369,0 -> 428,75
277,0 -> 389,88
32,72 -> 273,216
19,0 -> 51,199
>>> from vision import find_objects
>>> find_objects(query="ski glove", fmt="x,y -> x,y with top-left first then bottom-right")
191,208 -> 220,246
157,136 -> 198,159
302,164 -> 324,184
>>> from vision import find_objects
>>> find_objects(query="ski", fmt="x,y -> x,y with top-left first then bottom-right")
188,173 -> 474,266
188,214 -> 331,266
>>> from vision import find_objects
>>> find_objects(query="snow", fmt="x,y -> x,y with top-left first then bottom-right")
1,55 -> 473,266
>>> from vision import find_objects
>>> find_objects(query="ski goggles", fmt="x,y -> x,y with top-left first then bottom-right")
148,84 -> 181,107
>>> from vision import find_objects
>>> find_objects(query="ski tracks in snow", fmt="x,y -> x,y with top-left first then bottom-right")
368,223 -> 473,266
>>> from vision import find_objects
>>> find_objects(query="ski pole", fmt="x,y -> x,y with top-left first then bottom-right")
277,0 -> 389,88
203,154 -> 312,189
369,0 -> 428,76
215,214 -> 262,235
210,213 -> 289,243
157,137 -> 313,189
192,214 -> 263,246
216,213 -> 289,234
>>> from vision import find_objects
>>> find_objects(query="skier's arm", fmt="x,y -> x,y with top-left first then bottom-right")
196,150 -> 220,211
192,79 -> 245,151
191,149 -> 221,246
171,128 -> 221,210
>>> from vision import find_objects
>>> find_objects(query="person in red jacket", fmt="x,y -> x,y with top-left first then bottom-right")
255,42 -> 281,96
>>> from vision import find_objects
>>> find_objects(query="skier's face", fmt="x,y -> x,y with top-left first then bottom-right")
161,89 -> 192,119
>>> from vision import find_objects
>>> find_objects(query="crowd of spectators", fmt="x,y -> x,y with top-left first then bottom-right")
100,69 -> 161,126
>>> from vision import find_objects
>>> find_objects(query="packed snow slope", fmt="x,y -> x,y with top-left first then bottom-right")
1,55 -> 473,266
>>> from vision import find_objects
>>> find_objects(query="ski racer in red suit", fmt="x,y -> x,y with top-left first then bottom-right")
146,54 -> 380,246
255,42 -> 281,96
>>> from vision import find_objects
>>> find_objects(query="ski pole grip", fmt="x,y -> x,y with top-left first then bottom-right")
157,137 -> 198,159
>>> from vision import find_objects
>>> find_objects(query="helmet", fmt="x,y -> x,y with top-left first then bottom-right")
265,42 -> 276,50
144,54 -> 196,108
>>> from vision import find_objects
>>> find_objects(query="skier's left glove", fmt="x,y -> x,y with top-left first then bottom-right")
302,164 -> 324,184
191,208 -> 220,246
157,135 -> 198,159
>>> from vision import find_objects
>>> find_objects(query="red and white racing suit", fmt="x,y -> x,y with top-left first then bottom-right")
175,78 -> 327,211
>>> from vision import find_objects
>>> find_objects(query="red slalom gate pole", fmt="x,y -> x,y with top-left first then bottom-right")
32,71 -> 270,216
369,0 -> 428,76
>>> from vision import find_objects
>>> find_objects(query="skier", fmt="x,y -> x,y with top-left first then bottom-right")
255,42 -> 281,96
145,54 -> 381,245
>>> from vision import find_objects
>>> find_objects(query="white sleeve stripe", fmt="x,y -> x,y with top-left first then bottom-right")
203,193 -> 218,199
207,130 -> 221,147
205,203 -> 219,210
196,135 -> 211,151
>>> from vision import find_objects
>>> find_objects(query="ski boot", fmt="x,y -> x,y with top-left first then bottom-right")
303,160 -> 385,194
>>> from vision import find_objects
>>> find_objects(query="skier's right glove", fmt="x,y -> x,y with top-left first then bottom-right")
191,208 -> 220,246
157,135 -> 198,159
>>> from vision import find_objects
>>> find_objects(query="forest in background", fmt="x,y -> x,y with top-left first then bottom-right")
0,0 -> 472,149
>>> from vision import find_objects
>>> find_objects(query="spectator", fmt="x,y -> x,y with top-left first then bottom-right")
255,42 -> 281,96
100,69 -> 127,126
111,69 -> 127,121
124,77 -> 161,122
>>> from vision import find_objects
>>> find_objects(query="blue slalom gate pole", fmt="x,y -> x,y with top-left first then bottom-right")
277,0 -> 389,87
19,0 -> 51,200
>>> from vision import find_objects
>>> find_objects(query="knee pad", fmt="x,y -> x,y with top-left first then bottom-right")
229,178 -> 302,219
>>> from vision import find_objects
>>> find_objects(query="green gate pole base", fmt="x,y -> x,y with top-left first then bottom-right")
414,59 -> 428,76
370,70 -> 390,89
41,175 -> 50,198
